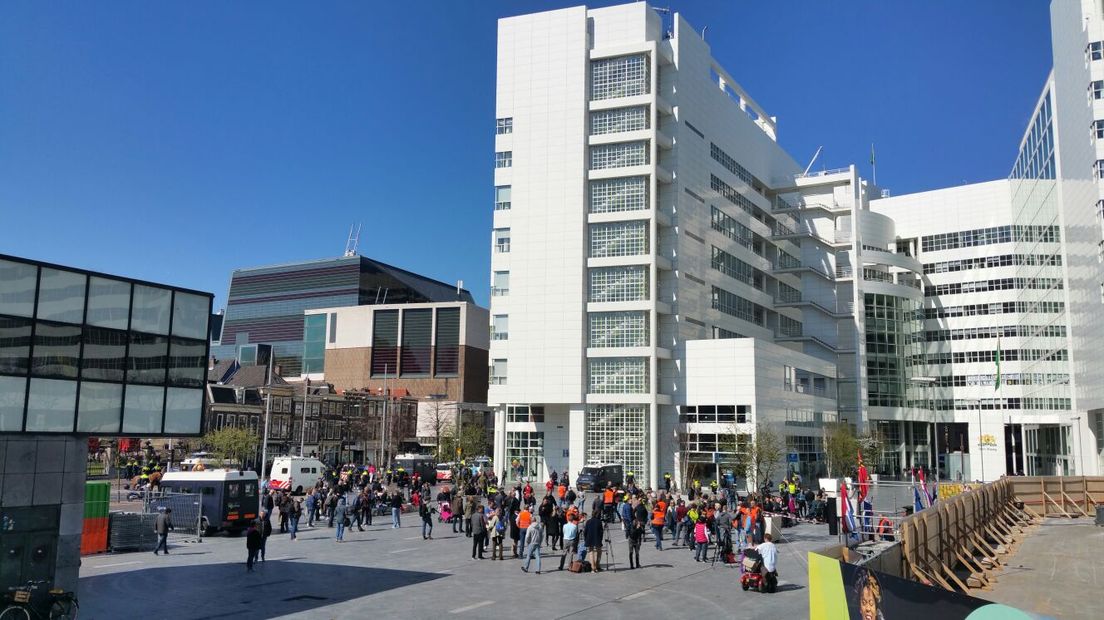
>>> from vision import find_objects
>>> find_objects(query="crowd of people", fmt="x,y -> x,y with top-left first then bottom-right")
238,463 -> 810,584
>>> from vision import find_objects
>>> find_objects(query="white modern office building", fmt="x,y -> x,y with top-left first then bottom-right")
487,2 -> 1104,488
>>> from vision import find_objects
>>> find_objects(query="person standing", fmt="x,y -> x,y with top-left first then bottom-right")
305,491 -> 317,528
470,502 -> 487,559
419,500 -> 434,540
558,513 -> 579,570
584,511 -> 604,572
489,509 -> 506,560
245,520 -> 262,572
153,508 -> 173,555
693,515 -> 709,562
288,498 -> 302,541
334,496 -> 349,542
627,517 -> 644,569
451,494 -> 465,534
651,501 -> 666,550
390,489 -> 403,529
521,518 -> 545,574
517,505 -> 532,555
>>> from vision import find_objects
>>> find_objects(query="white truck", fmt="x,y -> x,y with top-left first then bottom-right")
268,456 -> 326,494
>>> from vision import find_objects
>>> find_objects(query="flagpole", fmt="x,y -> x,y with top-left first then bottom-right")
870,143 -> 877,186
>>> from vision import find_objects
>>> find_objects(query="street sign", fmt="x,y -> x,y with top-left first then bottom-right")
787,453 -> 799,463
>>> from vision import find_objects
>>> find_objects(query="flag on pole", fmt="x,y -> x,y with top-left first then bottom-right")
913,485 -> 926,513
856,450 -> 870,504
870,143 -> 876,166
840,480 -> 858,537
994,336 -> 1002,391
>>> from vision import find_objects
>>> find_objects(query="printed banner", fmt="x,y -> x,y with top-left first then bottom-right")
808,552 -> 1047,619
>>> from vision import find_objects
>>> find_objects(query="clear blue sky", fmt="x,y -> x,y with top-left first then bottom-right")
0,1 -> 1052,310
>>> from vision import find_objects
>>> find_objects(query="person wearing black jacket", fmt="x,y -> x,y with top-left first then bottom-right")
390,490 -> 404,529
627,518 -> 645,569
470,502 -> 487,559
584,513 -> 604,572
245,521 -> 262,572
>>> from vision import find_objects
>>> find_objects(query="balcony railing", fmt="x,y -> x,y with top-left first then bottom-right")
794,166 -> 850,179
495,242 -> 511,253
835,265 -> 854,278
491,287 -> 510,296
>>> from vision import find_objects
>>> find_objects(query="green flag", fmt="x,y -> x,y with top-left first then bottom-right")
994,336 -> 1002,391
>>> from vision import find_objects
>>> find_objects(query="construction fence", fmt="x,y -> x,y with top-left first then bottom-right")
898,476 -> 1103,595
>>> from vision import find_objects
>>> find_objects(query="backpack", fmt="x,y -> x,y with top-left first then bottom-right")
496,518 -> 506,533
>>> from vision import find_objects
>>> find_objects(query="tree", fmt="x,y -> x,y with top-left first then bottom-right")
425,398 -> 454,462
441,422 -> 488,462
751,422 -> 784,490
203,427 -> 259,469
823,422 -> 859,478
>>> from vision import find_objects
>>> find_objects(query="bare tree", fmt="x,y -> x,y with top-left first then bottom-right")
426,398 -> 454,462
751,422 -> 784,491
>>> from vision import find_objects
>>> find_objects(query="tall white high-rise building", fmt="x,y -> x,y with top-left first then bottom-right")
488,2 -> 1103,488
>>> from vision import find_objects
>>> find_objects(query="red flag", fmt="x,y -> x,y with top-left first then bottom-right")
857,450 -> 870,504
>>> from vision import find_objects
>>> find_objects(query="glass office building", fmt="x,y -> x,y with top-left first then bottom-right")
0,254 -> 212,436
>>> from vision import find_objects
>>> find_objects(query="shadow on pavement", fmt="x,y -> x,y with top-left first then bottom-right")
79,561 -> 445,620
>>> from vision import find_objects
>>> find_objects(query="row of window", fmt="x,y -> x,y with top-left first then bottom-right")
920,225 -> 1059,253
494,185 -> 511,211
709,206 -> 765,257
590,221 -> 648,258
591,54 -> 650,101
590,176 -> 649,213
589,266 -> 648,303
928,373 -> 1070,387
906,397 -> 1071,411
925,277 -> 1063,296
1012,90 -> 1055,181
711,246 -> 765,290
368,308 -> 461,377
777,315 -> 803,338
506,404 -> 545,423
710,175 -> 772,226
784,409 -> 838,428
924,324 -> 1066,342
491,314 -> 508,341
590,141 -> 649,170
910,348 -> 1068,365
711,286 -> 766,326
495,151 -> 512,168
922,253 -> 1062,274
496,117 -> 513,135
588,357 -> 648,394
1,316 -> 207,388
677,404 -> 750,424
923,301 -> 1064,319
589,311 -> 648,348
710,143 -> 758,190
591,106 -> 649,135
587,404 -> 648,481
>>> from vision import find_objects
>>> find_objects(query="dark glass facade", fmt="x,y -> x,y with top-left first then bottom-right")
864,293 -> 922,408
0,255 -> 212,435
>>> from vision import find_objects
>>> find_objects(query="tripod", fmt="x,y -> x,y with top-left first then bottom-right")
710,529 -> 731,567
603,528 -> 616,571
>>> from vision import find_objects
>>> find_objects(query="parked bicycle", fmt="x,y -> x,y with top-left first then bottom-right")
0,580 -> 78,620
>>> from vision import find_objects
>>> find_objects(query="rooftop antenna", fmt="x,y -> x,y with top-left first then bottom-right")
456,279 -> 464,298
803,146 -> 824,176
343,223 -> 362,257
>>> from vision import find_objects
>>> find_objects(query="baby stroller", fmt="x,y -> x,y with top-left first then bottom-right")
439,501 -> 453,523
739,549 -> 777,593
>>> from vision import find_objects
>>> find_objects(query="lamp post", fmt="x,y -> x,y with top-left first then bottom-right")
910,377 -> 937,480
1070,416 -> 1084,475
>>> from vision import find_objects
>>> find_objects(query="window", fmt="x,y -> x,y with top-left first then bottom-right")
302,313 -> 326,374
495,185 -> 512,211
495,151 -> 512,168
1094,120 -> 1104,140
679,404 -> 751,424
434,307 -> 460,376
400,308 -> 432,376
589,311 -> 648,347
590,106 -> 649,135
591,54 -> 649,101
1091,80 -> 1104,100
590,177 -> 648,213
589,221 -> 648,257
328,312 -> 338,344
711,286 -> 765,325
36,268 -> 86,324
590,141 -> 649,169
1095,160 -> 1104,180
1090,41 -> 1104,61
588,357 -> 648,393
496,117 -> 513,134
494,228 -> 511,253
778,315 -> 803,338
492,315 -> 509,341
490,359 -> 508,385
371,309 -> 398,376
507,405 -> 545,423
587,404 -> 647,482
710,206 -> 758,254
492,271 -> 510,296
589,266 -> 648,303
710,143 -> 756,188
711,246 -> 764,289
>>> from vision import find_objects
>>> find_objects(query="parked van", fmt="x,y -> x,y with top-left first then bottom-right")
159,469 -> 259,534
575,463 -> 624,492
269,456 -> 326,494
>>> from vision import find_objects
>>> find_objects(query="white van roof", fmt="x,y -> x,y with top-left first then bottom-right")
272,456 -> 324,462
162,470 -> 259,482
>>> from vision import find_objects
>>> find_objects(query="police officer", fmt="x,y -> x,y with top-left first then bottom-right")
625,471 -> 635,488
710,479 -> 719,495
663,472 -> 673,492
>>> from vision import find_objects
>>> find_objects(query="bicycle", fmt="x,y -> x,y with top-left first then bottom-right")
0,580 -> 79,620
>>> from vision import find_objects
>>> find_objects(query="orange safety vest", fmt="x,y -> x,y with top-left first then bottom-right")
603,489 -> 615,504
518,511 -> 532,529
557,484 -> 567,498
657,500 -> 667,514
652,509 -> 665,526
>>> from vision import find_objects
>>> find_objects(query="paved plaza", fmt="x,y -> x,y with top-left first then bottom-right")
77,499 -> 833,620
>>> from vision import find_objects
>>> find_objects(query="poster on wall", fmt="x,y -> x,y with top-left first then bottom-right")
808,552 -> 1049,619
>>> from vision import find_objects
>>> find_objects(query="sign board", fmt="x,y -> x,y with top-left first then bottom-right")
787,452 -> 799,463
